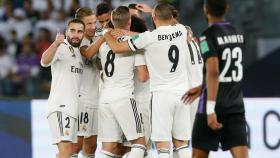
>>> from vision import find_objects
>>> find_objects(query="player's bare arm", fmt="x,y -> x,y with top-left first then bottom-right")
206,57 -> 223,131
135,65 -> 149,82
103,31 -> 132,54
135,3 -> 153,13
82,36 -> 105,59
41,29 -> 64,65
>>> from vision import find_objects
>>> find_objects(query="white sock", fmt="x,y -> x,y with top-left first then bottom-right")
78,150 -> 95,158
99,150 -> 114,158
144,150 -> 152,158
71,153 -> 78,158
127,144 -> 146,158
175,144 -> 191,158
173,148 -> 178,158
157,148 -> 170,158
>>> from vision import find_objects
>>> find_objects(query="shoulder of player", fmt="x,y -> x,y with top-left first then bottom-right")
56,42 -> 68,51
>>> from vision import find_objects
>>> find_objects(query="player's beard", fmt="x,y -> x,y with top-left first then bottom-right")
67,36 -> 82,47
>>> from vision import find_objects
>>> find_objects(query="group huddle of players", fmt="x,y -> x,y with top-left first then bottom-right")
41,0 -> 249,158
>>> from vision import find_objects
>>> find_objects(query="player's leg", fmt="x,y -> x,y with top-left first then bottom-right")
98,102 -> 123,157
191,112 -> 221,158
113,96 -> 146,158
137,98 -> 152,158
57,141 -> 75,158
73,137 -> 83,156
151,92 -> 174,158
230,146 -> 248,158
192,148 -> 209,158
114,143 -> 131,157
172,97 -> 192,158
48,112 -> 78,158
80,107 -> 98,158
221,113 -> 248,158
74,99 -> 87,155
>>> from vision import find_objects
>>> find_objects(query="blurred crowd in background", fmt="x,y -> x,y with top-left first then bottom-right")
0,0 -> 156,98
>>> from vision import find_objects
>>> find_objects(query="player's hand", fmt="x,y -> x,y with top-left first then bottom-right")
136,3 -> 153,13
207,113 -> 223,131
185,25 -> 193,42
181,86 -> 202,104
54,28 -> 64,47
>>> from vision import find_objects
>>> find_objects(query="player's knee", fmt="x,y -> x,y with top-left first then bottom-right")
101,142 -> 119,153
58,141 -> 73,155
192,148 -> 209,158
130,136 -> 146,146
83,139 -> 97,154
155,141 -> 170,150
73,143 -> 82,153
113,144 -> 130,156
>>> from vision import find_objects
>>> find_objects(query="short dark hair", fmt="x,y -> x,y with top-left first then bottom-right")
67,18 -> 85,29
128,3 -> 137,9
130,15 -> 147,33
75,7 -> 95,19
205,0 -> 227,17
96,2 -> 111,16
154,3 -> 173,21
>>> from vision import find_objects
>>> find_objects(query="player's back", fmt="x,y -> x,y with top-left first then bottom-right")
200,22 -> 245,113
141,24 -> 190,94
99,36 -> 135,102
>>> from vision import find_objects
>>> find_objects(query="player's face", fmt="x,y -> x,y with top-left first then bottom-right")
97,13 -> 110,28
83,15 -> 97,38
66,23 -> 84,47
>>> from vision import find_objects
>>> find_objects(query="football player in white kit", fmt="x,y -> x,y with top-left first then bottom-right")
72,8 -> 100,158
98,6 -> 148,158
102,3 -> 195,158
41,19 -> 85,158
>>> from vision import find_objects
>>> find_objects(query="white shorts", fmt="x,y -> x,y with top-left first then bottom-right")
136,96 -> 151,144
151,92 -> 191,142
98,95 -> 144,142
190,97 -> 199,132
77,100 -> 98,138
48,111 -> 78,144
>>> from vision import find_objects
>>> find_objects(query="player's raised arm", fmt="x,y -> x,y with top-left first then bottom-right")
103,30 -> 133,54
136,3 -> 153,13
81,36 -> 105,59
41,29 -> 64,66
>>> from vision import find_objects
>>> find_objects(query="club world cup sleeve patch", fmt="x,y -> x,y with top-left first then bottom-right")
199,36 -> 209,54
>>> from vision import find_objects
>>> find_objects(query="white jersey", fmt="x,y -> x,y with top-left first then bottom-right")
79,37 -> 100,107
128,24 -> 191,95
41,39 -> 83,118
185,40 -> 203,88
99,36 -> 145,102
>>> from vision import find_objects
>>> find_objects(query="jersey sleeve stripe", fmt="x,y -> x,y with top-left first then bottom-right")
187,42 -> 195,65
192,41 -> 203,64
128,39 -> 138,51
